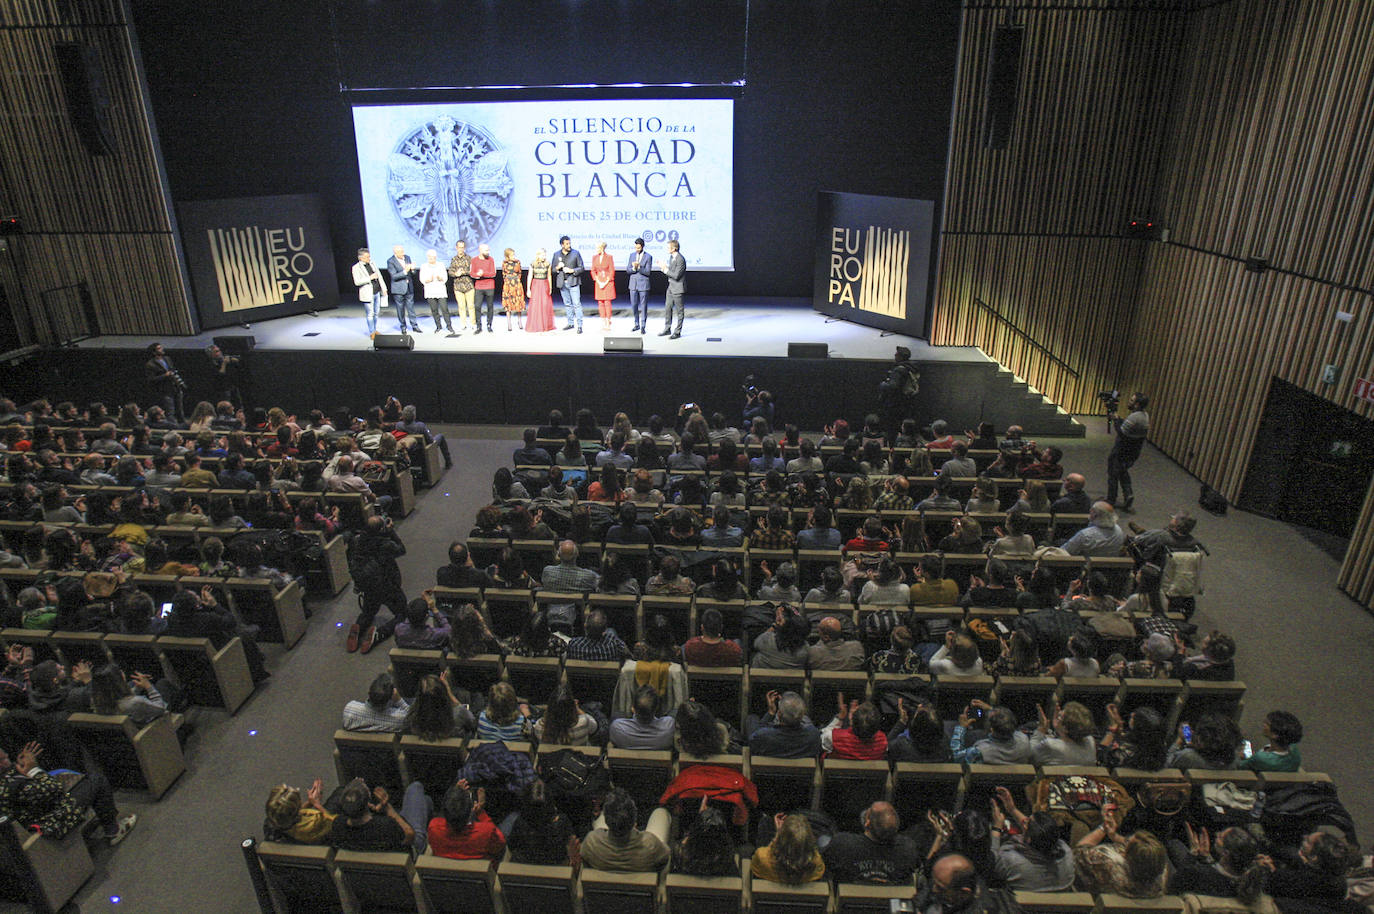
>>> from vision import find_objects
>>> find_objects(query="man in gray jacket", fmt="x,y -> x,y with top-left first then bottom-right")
658,239 -> 686,338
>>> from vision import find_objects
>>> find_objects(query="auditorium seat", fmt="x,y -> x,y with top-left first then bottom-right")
748,754 -> 820,814
502,655 -> 562,704
1098,894 -> 1186,913
746,669 -> 806,718
66,711 -> 185,799
0,627 -> 58,664
664,869 -> 744,914
560,656 -> 618,703
607,748 -> 674,819
988,674 -> 1058,723
587,592 -> 641,645
1119,679 -> 1185,725
1015,890 -> 1097,912
496,861 -> 577,914
157,634 -> 254,713
250,841 -> 344,914
446,653 -> 502,697
333,848 -> 417,913
820,758 -> 891,831
103,633 -> 169,683
0,809 -> 95,914
748,874 -> 831,914
223,577 -> 307,648
685,664 -> 746,729
398,734 -> 467,801
930,674 -> 996,721
834,881 -> 918,914
892,762 -> 964,822
483,589 -> 535,638
964,763 -> 1038,810
1175,680 -> 1246,729
580,867 -> 661,914
46,630 -> 107,669
807,670 -> 870,722
414,855 -> 499,914
332,730 -> 403,795
388,648 -> 443,698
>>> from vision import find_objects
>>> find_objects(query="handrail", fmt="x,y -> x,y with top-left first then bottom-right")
972,296 -> 1080,379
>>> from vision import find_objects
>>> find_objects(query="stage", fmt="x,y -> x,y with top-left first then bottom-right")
76,297 -> 983,363
4,297 -> 1080,436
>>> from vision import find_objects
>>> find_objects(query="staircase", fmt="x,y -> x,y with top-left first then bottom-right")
969,367 -> 1084,438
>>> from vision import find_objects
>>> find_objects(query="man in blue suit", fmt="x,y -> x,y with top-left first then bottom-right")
626,237 -> 653,333
386,245 -> 421,333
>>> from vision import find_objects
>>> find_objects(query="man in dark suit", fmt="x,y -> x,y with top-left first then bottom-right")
550,235 -> 584,333
386,245 -> 420,333
658,239 -> 686,339
626,237 -> 653,333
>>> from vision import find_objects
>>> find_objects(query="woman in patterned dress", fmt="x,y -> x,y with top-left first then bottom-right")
524,249 -> 555,333
501,248 -> 525,330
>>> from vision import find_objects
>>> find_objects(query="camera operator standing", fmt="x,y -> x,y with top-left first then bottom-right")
1106,392 -> 1149,512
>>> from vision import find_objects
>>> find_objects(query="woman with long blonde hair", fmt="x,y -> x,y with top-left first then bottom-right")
751,813 -> 825,883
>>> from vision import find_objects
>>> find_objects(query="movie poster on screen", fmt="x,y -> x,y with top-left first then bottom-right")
179,194 -> 339,330
352,99 -> 734,272
812,191 -> 933,339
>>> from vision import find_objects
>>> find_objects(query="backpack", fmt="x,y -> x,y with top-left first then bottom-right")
901,366 -> 921,399
1162,548 -> 1204,598
538,746 -> 609,797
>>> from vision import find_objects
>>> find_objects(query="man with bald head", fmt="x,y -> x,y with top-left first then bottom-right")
807,616 -> 866,670
1051,472 -> 1091,514
919,853 -> 1024,913
823,801 -> 920,884
539,540 -> 600,632
1061,501 -> 1126,557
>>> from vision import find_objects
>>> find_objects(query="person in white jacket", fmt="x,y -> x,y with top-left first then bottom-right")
419,249 -> 453,334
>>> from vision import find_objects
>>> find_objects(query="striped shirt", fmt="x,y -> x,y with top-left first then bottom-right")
341,698 -> 410,732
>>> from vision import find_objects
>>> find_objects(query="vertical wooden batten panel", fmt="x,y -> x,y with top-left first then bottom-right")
0,0 -> 193,339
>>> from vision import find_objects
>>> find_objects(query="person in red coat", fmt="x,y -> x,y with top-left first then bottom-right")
659,764 -> 758,827
470,244 -> 498,334
591,241 -> 616,331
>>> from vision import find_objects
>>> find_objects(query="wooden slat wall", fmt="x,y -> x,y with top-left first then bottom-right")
1120,0 -> 1374,607
932,1 -> 1185,413
0,0 -> 193,338
937,0 -> 1374,607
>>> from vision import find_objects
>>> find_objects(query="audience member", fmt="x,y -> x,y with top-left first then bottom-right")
682,609 -> 743,666
823,801 -> 920,884
579,787 -> 670,872
748,690 -> 820,759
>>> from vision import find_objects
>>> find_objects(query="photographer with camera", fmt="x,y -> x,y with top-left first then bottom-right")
742,376 -> 774,428
1107,392 -> 1150,511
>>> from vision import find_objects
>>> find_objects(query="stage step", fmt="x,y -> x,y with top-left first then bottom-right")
975,365 -> 1085,438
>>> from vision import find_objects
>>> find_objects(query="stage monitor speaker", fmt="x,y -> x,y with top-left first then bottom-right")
788,342 -> 828,359
212,335 -> 256,355
604,336 -> 643,353
373,333 -> 414,350
983,25 -> 1023,150
54,43 -> 115,157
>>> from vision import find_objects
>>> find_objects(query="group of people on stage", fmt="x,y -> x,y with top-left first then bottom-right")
351,235 -> 687,341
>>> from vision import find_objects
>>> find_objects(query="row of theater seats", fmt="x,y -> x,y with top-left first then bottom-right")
246,835 -> 1246,914
387,645 -> 1245,739
0,520 -> 351,597
288,729 -> 1334,914
454,544 -> 1132,598
0,478 -> 389,525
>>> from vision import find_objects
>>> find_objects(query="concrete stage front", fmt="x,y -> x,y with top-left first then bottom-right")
6,298 -> 1079,435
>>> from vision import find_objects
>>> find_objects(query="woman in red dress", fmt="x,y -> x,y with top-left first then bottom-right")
591,241 -> 616,331
501,247 -> 525,330
525,248 -> 555,333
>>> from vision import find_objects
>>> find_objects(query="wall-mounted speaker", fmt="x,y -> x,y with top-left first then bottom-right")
788,342 -> 829,359
373,333 -> 413,350
54,43 -> 115,157
212,335 -> 256,355
983,25 -> 1023,150
604,337 -> 643,352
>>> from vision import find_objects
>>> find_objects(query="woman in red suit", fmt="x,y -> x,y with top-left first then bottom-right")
591,241 -> 616,331
525,248 -> 555,333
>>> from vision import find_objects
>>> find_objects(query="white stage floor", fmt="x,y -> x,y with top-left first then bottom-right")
85,297 -> 991,363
